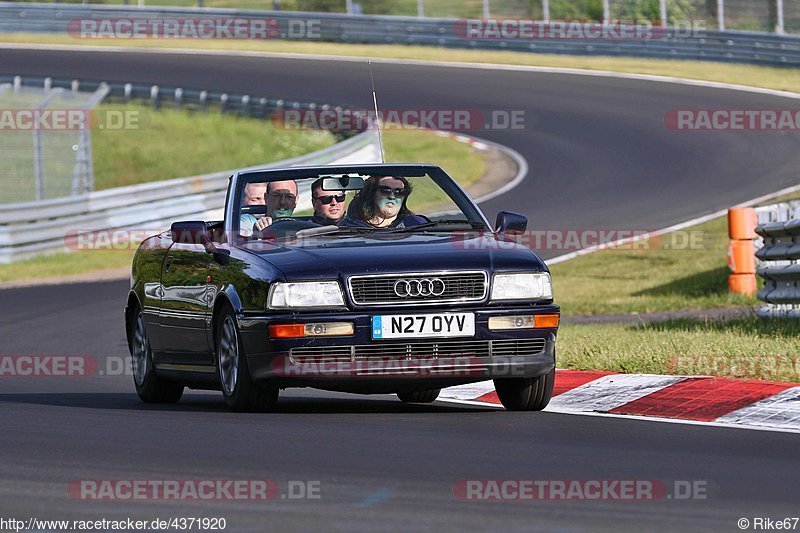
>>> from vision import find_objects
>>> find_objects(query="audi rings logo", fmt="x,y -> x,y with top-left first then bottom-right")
393,278 -> 446,298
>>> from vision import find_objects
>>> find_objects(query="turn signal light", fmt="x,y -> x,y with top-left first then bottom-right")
534,314 -> 560,328
269,324 -> 306,338
488,314 -> 560,330
269,322 -> 354,339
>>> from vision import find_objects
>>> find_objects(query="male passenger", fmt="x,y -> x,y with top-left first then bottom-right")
310,177 -> 346,226
239,182 -> 267,237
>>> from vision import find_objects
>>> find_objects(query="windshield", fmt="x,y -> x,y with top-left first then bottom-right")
234,168 -> 487,240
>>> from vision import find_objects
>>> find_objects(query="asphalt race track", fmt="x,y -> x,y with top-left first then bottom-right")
2,48 -> 800,531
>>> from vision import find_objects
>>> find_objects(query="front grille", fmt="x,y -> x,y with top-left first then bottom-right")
289,345 -> 353,364
489,339 -> 548,357
290,338 -> 546,364
348,271 -> 487,305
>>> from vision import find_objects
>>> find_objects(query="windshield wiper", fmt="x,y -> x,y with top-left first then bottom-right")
294,225 -> 378,238
389,220 -> 488,233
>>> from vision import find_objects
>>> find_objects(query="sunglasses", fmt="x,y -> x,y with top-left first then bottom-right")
314,194 -> 346,205
377,186 -> 408,197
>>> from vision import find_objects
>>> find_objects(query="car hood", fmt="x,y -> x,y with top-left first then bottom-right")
237,232 -> 547,280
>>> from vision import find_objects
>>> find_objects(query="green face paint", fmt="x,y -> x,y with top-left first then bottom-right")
272,208 -> 294,218
378,197 -> 397,209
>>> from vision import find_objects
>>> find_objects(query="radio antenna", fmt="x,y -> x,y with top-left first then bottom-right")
369,59 -> 385,163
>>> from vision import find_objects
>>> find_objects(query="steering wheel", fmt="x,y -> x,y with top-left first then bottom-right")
254,217 -> 320,240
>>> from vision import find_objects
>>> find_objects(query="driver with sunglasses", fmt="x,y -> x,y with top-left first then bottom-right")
310,177 -> 346,226
342,175 -> 428,229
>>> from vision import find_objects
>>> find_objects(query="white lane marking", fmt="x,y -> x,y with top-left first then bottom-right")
469,136 -> 529,205
714,386 -> 800,430
547,181 -> 800,265
440,380 -> 496,400
547,374 -> 685,412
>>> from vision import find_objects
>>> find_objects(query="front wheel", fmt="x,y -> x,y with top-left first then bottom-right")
397,388 -> 441,403
493,368 -> 555,411
216,306 -> 278,412
130,307 -> 183,404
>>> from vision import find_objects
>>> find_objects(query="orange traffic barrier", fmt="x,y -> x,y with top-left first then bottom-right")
728,207 -> 758,240
728,273 -> 757,296
727,207 -> 758,295
727,240 -> 756,274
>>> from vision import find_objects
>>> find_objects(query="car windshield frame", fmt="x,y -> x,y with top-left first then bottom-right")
227,164 -> 490,243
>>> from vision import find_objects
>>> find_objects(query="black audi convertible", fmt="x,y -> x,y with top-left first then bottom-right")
125,164 -> 559,412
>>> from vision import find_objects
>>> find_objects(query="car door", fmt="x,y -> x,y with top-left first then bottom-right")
156,241 -> 216,365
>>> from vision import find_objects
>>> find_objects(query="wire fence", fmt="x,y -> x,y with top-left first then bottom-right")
0,74 -> 368,205
12,0 -> 800,34
0,81 -> 106,204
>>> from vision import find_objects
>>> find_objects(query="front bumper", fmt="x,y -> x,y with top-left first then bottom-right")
238,305 -> 558,394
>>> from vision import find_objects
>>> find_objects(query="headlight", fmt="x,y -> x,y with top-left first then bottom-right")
268,281 -> 345,309
491,272 -> 553,301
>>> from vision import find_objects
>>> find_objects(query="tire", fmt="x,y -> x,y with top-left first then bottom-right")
493,368 -> 555,411
129,306 -> 184,404
216,306 -> 278,412
397,388 -> 441,403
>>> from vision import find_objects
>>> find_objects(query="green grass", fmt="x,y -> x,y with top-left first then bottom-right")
558,318 -> 800,381
92,102 -> 335,189
0,250 -> 134,283
383,129 -> 485,188
549,216 -> 757,316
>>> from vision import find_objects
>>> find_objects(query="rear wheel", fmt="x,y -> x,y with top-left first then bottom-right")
494,368 -> 555,411
216,306 -> 278,412
397,388 -> 441,403
130,307 -> 183,404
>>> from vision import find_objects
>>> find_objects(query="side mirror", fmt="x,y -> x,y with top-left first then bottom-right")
495,211 -> 527,236
171,221 -> 216,253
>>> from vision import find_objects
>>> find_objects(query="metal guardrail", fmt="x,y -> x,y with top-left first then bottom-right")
754,201 -> 800,317
2,2 -> 800,67
0,75 -> 379,263
0,74 -> 363,132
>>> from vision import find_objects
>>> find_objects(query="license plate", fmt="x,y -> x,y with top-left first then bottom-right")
371,313 -> 475,340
